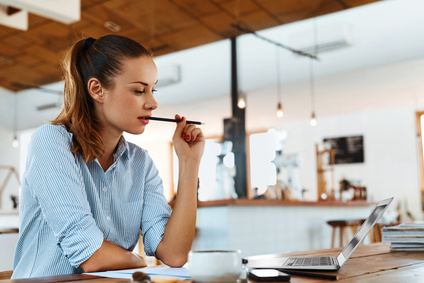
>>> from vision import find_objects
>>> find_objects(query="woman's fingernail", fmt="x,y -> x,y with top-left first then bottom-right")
181,117 -> 185,121
182,133 -> 186,138
191,136 -> 195,141
186,136 -> 190,141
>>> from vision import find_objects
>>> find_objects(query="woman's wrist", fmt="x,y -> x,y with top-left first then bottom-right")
179,159 -> 200,170
131,252 -> 147,268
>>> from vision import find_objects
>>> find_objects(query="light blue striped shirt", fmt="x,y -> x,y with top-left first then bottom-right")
12,124 -> 172,278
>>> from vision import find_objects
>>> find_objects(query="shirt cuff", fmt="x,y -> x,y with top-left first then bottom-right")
59,215 -> 104,268
143,217 -> 169,256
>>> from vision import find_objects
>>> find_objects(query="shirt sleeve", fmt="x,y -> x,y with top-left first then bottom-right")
24,125 -> 104,268
139,152 -> 172,256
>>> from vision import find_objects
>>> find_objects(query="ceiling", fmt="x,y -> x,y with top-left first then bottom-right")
0,0 -> 379,92
3,0 -> 424,135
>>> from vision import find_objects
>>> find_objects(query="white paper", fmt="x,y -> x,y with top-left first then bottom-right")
86,271 -> 133,279
86,266 -> 191,280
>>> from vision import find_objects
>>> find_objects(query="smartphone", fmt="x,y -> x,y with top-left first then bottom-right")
248,269 -> 291,282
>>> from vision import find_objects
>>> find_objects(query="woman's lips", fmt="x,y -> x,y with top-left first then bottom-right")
138,117 -> 149,125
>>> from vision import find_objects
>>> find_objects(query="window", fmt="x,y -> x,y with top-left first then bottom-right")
416,112 -> 424,211
173,137 -> 237,201
248,130 -> 279,195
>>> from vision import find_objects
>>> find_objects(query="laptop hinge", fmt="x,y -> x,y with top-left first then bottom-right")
337,254 -> 346,268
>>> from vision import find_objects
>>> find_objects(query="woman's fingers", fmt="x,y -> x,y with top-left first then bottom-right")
173,115 -> 204,143
182,124 -> 196,141
183,125 -> 205,142
186,128 -> 202,141
173,114 -> 186,141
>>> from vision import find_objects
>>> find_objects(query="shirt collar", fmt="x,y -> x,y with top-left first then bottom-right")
113,135 -> 129,161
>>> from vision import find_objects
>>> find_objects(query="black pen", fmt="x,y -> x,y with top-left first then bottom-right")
278,269 -> 338,280
146,117 -> 204,125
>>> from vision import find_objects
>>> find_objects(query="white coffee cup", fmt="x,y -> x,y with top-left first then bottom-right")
188,250 -> 242,282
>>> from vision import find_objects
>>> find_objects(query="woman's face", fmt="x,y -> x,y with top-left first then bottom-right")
100,56 -> 158,136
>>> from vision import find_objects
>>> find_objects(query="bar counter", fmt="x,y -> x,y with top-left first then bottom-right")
192,198 -> 376,257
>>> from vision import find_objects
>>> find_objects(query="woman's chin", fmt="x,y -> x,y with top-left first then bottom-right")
126,128 -> 145,136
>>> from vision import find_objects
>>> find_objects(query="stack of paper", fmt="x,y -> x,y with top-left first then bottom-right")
382,223 -> 424,251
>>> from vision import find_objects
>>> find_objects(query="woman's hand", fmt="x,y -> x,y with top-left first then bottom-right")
172,114 -> 205,164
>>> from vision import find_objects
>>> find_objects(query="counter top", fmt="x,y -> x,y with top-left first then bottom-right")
196,199 -> 374,207
169,199 -> 375,208
0,210 -> 18,215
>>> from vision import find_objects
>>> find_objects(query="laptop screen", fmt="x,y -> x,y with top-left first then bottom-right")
337,197 -> 392,267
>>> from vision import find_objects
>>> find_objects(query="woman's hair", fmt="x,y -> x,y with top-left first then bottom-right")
52,35 -> 152,162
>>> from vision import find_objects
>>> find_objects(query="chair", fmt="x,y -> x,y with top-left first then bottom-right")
327,219 -> 366,248
138,232 -> 160,266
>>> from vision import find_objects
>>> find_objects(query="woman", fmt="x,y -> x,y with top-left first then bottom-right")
12,35 -> 204,278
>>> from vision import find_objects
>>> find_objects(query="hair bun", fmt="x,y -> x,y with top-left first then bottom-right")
83,37 -> 96,51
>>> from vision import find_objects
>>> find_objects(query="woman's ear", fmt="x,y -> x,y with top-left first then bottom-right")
87,78 -> 104,103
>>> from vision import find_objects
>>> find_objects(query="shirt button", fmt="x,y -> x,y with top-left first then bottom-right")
102,187 -> 108,192
106,216 -> 111,221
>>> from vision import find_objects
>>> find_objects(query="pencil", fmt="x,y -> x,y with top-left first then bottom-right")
146,117 -> 204,125
278,269 -> 338,280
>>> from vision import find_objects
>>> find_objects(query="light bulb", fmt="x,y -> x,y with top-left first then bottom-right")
276,102 -> 283,118
310,112 -> 317,126
237,97 -> 246,109
12,136 -> 19,148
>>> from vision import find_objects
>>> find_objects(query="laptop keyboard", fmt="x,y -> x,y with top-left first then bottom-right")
284,257 -> 333,267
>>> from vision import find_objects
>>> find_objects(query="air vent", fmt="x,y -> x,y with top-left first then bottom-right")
156,64 -> 181,88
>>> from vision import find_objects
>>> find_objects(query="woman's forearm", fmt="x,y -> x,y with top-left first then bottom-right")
155,161 -> 199,267
80,240 -> 146,273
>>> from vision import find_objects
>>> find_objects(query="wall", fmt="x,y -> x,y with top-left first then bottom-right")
280,107 -> 421,219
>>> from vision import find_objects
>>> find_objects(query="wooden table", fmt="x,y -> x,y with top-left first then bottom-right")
1,243 -> 423,282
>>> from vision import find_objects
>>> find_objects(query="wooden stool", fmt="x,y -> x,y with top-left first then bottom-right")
369,223 -> 383,243
0,270 -> 12,280
327,219 -> 366,248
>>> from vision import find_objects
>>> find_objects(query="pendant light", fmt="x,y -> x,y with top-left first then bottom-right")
12,93 -> 19,148
237,91 -> 246,109
309,58 -> 317,127
276,47 -> 283,118
309,7 -> 318,127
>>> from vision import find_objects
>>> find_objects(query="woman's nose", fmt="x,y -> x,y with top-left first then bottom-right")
145,93 -> 158,110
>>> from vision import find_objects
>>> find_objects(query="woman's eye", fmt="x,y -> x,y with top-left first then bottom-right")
152,89 -> 158,93
135,90 -> 145,95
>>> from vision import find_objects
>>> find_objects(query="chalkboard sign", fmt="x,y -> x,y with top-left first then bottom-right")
323,135 -> 364,164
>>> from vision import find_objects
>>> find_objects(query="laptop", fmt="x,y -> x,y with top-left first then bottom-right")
245,197 -> 393,271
